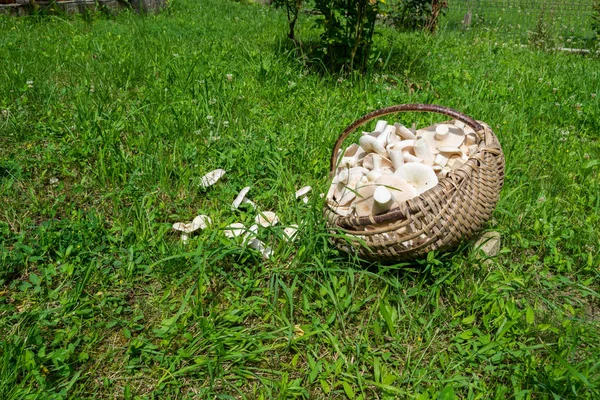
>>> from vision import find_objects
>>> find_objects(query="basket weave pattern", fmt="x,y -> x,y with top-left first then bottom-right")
324,104 -> 505,261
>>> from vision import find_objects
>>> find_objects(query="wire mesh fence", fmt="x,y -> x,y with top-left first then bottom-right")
441,0 -> 597,47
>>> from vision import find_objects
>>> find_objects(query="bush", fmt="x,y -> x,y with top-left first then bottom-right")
274,0 -> 385,72
391,0 -> 447,33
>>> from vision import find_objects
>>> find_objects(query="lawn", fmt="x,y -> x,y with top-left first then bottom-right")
1,0 -> 599,398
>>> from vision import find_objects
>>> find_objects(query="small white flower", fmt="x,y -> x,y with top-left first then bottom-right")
26,80 -> 33,88
223,121 -> 229,128
226,74 -> 233,81
173,53 -> 179,57
209,98 -> 217,105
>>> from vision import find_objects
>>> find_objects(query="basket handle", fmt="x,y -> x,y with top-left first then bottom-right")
330,104 -> 485,174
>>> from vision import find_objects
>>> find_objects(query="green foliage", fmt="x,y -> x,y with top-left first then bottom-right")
312,0 -> 382,72
593,0 -> 600,40
391,0 -> 447,32
1,0 -> 600,398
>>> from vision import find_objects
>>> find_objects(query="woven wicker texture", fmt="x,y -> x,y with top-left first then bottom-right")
324,104 -> 505,262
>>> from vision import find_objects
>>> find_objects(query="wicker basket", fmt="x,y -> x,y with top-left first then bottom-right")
324,104 -> 505,262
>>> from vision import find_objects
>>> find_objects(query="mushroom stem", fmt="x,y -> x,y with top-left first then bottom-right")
373,186 -> 394,214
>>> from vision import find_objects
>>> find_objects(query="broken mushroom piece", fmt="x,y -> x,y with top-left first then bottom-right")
172,215 -> 212,243
224,223 -> 246,238
255,211 -> 279,227
283,225 -> 299,242
395,163 -> 439,196
295,186 -> 312,204
199,169 -> 226,188
231,186 -> 255,210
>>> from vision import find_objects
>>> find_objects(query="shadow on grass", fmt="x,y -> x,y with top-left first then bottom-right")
269,31 -> 432,85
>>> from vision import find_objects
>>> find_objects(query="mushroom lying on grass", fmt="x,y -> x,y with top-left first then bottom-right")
200,169 -> 226,188
295,186 -> 312,204
173,215 -> 212,243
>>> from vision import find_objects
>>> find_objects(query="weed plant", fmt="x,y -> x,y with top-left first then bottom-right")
0,0 -> 599,398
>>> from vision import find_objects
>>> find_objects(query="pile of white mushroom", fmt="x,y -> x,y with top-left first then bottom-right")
173,168 -> 309,259
327,119 -> 480,217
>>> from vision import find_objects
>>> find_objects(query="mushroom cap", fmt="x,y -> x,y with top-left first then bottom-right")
394,163 -> 439,195
224,223 -> 246,238
193,215 -> 211,230
295,186 -> 312,198
283,225 -> 299,241
232,186 -> 251,209
437,146 -> 463,156
173,214 -> 211,233
200,169 -> 226,187
375,175 -> 418,204
255,211 -> 279,227
417,124 -> 465,154
352,183 -> 377,217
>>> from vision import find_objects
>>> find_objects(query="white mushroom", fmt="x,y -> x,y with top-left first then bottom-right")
200,169 -> 226,187
387,144 -> 404,171
375,175 -> 418,204
339,144 -> 366,168
395,163 -> 439,195
172,215 -> 212,243
447,157 -> 466,170
417,124 -> 465,154
247,237 -> 273,259
394,123 -> 416,139
374,120 -> 388,133
359,134 -> 388,157
224,223 -> 246,238
232,186 -> 254,210
465,133 -> 479,146
467,144 -> 478,156
283,225 -> 299,241
413,138 -> 434,165
373,186 -> 395,215
295,186 -> 312,203
255,211 -> 279,227
328,167 -> 367,206
351,183 -> 377,217
433,153 -> 449,167
403,152 -> 422,164
437,146 -> 463,156
376,124 -> 397,148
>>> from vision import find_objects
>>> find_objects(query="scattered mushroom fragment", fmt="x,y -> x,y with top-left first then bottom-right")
232,186 -> 253,210
283,225 -> 299,241
200,169 -> 226,187
224,223 -> 246,238
295,186 -> 312,203
172,215 -> 212,243
255,211 -> 279,227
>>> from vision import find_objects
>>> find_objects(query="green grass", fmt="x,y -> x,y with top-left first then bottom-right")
1,0 -> 600,398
